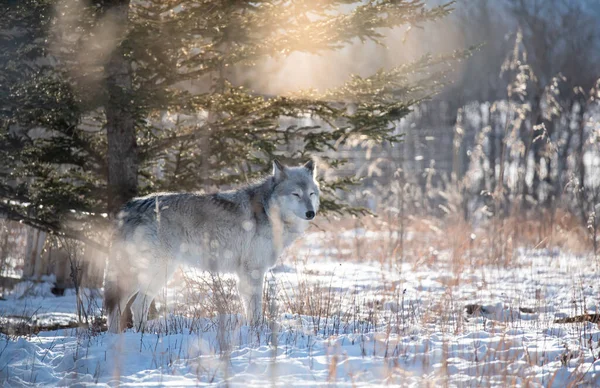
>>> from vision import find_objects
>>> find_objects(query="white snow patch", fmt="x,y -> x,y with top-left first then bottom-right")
1,233 -> 600,386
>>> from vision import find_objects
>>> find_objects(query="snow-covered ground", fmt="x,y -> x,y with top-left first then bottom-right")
2,229 -> 600,387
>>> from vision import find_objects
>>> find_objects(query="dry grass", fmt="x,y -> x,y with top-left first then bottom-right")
1,208 -> 597,386
1,184 -> 597,386
313,206 -> 591,270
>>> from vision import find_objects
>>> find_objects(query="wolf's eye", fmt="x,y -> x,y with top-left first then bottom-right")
292,193 -> 301,198
309,192 -> 315,196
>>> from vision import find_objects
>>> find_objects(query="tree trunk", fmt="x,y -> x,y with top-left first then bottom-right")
520,93 -> 543,208
24,228 -> 46,279
104,0 -> 137,216
101,0 -> 148,323
487,106 -> 497,191
575,99 -> 587,221
551,99 -> 576,207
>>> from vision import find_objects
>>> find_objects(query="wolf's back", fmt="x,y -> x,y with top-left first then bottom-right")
114,195 -> 163,239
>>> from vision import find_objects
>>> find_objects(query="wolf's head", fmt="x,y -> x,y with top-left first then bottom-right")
270,159 -> 320,222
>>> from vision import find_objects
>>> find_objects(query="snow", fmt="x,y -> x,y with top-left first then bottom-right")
2,230 -> 600,387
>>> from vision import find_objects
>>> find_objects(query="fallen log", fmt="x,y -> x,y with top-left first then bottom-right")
554,314 -> 600,324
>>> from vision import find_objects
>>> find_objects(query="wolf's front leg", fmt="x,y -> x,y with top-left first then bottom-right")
237,270 -> 265,326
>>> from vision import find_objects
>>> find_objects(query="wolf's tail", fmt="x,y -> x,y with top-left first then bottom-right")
103,271 -> 121,333
104,232 -> 135,333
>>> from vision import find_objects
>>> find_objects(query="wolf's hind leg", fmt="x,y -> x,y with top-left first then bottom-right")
105,278 -> 139,333
105,241 -> 140,333
237,270 -> 265,326
130,261 -> 176,332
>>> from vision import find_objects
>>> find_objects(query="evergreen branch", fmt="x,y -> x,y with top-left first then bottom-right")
0,203 -> 108,254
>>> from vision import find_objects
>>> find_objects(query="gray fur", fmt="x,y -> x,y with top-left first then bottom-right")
104,160 -> 320,332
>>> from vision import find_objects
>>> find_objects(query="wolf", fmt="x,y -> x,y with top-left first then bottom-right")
104,160 -> 320,333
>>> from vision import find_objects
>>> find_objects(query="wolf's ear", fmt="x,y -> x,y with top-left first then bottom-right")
303,159 -> 316,176
273,159 -> 286,181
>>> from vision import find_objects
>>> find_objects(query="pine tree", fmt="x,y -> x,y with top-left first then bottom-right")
0,0 -> 465,248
